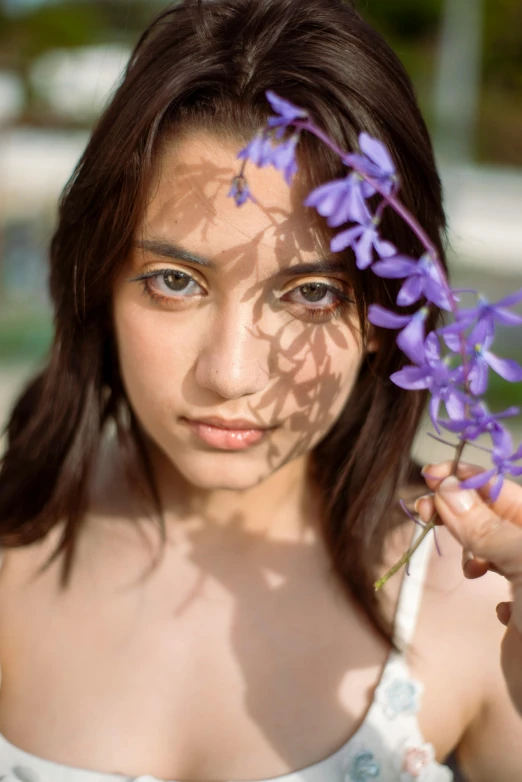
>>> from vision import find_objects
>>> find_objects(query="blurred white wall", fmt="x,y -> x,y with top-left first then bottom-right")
29,44 -> 130,123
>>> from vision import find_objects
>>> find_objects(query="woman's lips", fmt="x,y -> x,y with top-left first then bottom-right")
181,417 -> 276,451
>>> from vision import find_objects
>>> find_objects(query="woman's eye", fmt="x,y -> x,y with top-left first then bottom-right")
156,270 -> 201,295
138,269 -> 205,304
281,281 -> 353,322
287,282 -> 345,307
296,282 -> 332,304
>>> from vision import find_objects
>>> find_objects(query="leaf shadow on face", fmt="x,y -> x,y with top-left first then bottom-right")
137,153 -> 366,470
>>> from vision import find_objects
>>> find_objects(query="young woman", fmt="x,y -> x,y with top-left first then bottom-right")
0,1 -> 521,780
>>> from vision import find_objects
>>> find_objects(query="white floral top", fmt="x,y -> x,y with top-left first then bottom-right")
0,525 -> 453,781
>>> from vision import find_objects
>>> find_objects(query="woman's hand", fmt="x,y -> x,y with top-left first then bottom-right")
416,461 -> 522,716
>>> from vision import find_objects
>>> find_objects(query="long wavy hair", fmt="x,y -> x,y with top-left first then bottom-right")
0,0 -> 447,653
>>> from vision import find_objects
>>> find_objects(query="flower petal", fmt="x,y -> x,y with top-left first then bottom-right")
496,288 -> 522,308
304,179 -> 346,217
496,405 -> 521,420
397,309 -> 429,365
371,257 -> 417,278
390,366 -> 430,390
265,90 -> 308,123
368,305 -> 412,329
374,237 -> 397,258
330,225 -> 363,253
492,307 -> 522,327
491,424 -> 514,454
423,331 -> 441,363
469,318 -> 493,351
441,329 -> 464,353
354,227 -> 375,269
359,132 -> 396,175
445,391 -> 467,421
484,351 -> 522,383
488,475 -> 505,502
460,470 -> 496,490
328,179 -> 370,227
424,278 -> 453,311
429,395 -> 442,432
397,275 -> 424,307
493,427 -> 514,460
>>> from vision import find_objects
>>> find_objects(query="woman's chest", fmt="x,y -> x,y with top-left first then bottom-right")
0,536 -> 476,780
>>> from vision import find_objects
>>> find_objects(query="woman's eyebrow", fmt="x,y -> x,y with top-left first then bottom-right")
133,239 -> 215,268
133,239 -> 348,276
279,261 -> 348,276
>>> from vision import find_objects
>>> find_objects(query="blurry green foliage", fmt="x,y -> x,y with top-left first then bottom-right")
483,0 -> 522,92
0,307 -> 53,361
358,0 -> 442,40
363,0 -> 522,165
0,3 -> 106,62
0,0 -> 520,158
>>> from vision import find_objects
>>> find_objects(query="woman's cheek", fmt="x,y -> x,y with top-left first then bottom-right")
279,338 -> 364,432
114,306 -> 194,404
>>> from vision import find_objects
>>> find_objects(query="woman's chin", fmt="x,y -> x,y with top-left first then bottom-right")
172,454 -> 273,493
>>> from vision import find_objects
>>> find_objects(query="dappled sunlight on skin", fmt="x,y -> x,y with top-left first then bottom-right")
11,457 -> 401,779
111,130 -> 373,529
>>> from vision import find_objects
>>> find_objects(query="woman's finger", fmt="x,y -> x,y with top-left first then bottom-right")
413,492 -> 502,579
423,461 -> 522,528
497,601 -> 513,627
432,476 -> 522,568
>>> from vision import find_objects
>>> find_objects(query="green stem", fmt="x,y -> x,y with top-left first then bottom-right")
374,437 -> 469,591
374,515 -> 437,591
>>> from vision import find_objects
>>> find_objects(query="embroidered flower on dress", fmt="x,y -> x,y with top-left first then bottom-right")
341,739 -> 382,782
375,673 -> 423,719
392,738 -> 453,781
343,749 -> 381,781
1,768 -> 41,782
399,741 -> 435,780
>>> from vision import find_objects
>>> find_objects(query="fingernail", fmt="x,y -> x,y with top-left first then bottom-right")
413,493 -> 432,514
438,475 -> 476,514
420,464 -> 432,476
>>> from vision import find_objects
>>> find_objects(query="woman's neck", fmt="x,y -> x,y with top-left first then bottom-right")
143,435 -> 323,546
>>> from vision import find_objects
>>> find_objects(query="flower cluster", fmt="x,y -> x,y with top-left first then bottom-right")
229,90 -> 522,582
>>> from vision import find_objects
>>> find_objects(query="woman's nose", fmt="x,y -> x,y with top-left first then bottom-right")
194,308 -> 271,400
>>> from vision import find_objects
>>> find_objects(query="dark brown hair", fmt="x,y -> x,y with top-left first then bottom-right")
0,0 -> 447,654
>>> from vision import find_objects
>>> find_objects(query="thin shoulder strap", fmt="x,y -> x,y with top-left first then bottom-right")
393,523 -> 435,651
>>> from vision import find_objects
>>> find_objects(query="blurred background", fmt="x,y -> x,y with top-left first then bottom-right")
0,0 -> 521,467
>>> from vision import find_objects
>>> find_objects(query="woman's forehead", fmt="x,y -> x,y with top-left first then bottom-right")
139,132 -> 329,268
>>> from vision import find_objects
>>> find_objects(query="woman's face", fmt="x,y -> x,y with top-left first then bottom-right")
112,131 -> 374,492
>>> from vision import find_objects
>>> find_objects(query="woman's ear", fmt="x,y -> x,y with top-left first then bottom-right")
366,327 -> 379,353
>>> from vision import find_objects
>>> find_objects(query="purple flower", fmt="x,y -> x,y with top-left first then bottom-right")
270,133 -> 300,185
228,175 -> 256,207
368,304 -> 430,364
458,319 -> 522,395
344,132 -> 398,196
441,289 -> 522,340
238,131 -> 274,167
460,429 -> 522,502
237,129 -> 300,185
330,200 -> 396,268
390,332 -> 467,430
265,90 -> 309,136
440,401 -> 519,448
371,252 -> 453,311
304,173 -> 370,227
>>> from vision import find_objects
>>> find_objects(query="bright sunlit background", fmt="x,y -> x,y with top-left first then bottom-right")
0,0 -> 521,467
